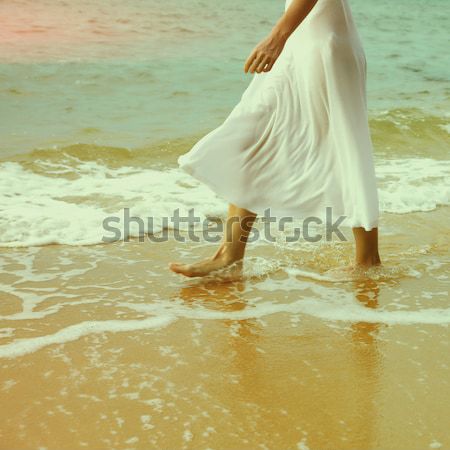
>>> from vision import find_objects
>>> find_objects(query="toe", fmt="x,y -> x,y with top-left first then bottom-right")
169,262 -> 196,277
169,262 -> 184,273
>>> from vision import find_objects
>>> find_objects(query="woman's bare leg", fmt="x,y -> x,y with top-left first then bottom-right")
351,227 -> 381,268
169,204 -> 257,277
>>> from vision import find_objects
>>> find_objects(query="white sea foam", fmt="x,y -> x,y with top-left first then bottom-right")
297,438 -> 310,450
0,160 -> 225,247
377,158 -> 450,213
1,283 -> 449,359
0,315 -> 176,359
0,156 -> 449,247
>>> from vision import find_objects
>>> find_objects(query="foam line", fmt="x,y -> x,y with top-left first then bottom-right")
0,315 -> 176,359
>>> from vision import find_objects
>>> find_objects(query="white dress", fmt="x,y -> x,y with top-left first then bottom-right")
178,0 -> 379,231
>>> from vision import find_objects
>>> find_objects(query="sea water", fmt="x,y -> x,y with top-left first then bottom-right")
0,0 -> 449,246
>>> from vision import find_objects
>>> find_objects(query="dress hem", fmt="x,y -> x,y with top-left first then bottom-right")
179,158 -> 379,233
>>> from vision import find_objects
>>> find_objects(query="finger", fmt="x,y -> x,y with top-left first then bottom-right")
244,50 -> 257,73
247,53 -> 260,73
256,56 -> 271,73
263,58 -> 276,72
249,53 -> 264,73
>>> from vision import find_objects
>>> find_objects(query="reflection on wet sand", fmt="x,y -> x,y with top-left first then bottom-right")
169,275 -> 385,450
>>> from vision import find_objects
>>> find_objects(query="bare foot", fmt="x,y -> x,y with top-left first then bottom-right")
169,248 -> 243,278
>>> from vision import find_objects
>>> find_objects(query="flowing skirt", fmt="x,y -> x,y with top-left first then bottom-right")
178,0 -> 379,231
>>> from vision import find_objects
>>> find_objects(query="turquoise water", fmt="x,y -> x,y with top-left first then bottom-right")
0,0 -> 449,246
0,0 -> 449,155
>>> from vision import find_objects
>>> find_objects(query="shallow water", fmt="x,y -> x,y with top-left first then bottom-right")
0,216 -> 449,448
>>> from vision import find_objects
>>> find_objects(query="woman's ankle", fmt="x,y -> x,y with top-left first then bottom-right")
213,243 -> 244,264
354,253 -> 381,267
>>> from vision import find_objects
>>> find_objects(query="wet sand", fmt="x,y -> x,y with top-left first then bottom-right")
1,310 -> 448,450
0,209 -> 449,450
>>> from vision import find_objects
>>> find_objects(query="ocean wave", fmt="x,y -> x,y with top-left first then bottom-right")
0,152 -> 449,247
370,108 -> 450,160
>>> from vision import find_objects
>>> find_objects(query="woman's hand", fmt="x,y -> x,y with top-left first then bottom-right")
244,0 -> 319,74
244,31 -> 288,74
